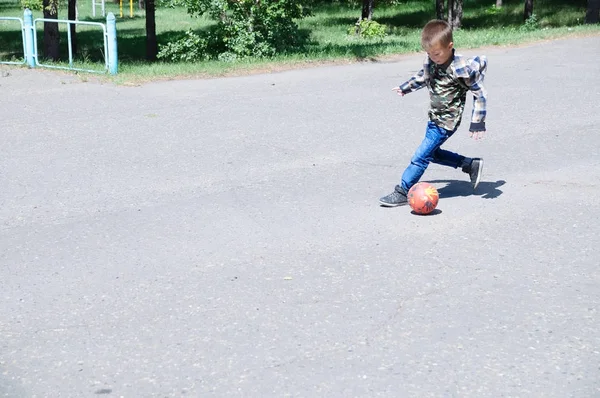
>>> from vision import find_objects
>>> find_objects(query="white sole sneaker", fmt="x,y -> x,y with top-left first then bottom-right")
472,158 -> 484,190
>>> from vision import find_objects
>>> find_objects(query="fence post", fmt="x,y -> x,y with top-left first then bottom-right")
23,9 -> 36,68
106,12 -> 118,75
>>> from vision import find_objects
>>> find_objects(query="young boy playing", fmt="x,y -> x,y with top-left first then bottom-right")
379,19 -> 488,207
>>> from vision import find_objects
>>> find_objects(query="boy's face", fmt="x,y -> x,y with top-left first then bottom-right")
426,41 -> 454,65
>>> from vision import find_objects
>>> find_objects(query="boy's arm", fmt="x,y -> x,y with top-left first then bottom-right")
457,56 -> 488,132
395,57 -> 429,94
398,68 -> 427,94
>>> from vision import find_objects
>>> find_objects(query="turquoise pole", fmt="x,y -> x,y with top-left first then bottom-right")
23,9 -> 35,68
106,13 -> 118,74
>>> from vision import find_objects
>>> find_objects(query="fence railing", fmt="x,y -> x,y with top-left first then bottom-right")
0,17 -> 26,65
0,9 -> 118,74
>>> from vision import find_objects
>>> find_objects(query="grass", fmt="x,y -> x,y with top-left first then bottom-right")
1,0 -> 599,82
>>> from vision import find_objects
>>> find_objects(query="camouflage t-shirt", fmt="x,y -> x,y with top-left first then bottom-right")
427,59 -> 468,131
398,51 -> 488,132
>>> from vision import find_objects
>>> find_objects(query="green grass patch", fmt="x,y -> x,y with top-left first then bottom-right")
1,0 -> 599,82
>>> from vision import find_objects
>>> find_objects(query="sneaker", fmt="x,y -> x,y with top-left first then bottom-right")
464,158 -> 483,190
379,190 -> 408,207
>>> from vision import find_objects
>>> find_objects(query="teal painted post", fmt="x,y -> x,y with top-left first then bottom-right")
23,9 -> 35,67
106,13 -> 118,74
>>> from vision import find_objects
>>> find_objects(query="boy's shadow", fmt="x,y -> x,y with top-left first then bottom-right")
427,179 -> 506,199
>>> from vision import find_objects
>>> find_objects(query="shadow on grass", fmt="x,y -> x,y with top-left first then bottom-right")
5,28 -> 110,63
316,0 -> 586,31
0,30 -> 25,60
321,9 -> 432,29
463,0 -> 587,28
0,3 -> 22,13
377,10 -> 433,29
117,32 -> 147,61
78,15 -> 147,23
313,39 -> 411,59
462,7 -> 523,29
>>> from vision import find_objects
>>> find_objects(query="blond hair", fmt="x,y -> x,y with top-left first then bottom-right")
421,19 -> 453,50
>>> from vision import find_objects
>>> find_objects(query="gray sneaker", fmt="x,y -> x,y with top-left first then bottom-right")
379,190 -> 408,207
464,158 -> 483,190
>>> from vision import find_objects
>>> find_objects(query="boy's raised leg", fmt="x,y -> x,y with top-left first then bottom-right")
462,158 -> 484,190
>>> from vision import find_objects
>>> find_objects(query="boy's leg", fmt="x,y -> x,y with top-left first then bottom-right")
432,148 -> 484,190
380,121 -> 450,206
432,148 -> 468,169
464,158 -> 484,189
380,121 -> 483,206
396,121 -> 451,193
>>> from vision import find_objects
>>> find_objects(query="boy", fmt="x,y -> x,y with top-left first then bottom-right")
379,19 -> 488,207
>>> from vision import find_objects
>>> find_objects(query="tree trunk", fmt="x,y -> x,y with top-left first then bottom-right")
436,0 -> 444,20
68,0 -> 77,55
524,0 -> 534,20
496,0 -> 502,7
448,0 -> 463,29
146,0 -> 157,61
43,0 -> 60,61
586,0 -> 600,23
361,0 -> 373,20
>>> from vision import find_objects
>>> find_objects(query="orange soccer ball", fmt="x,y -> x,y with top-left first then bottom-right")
407,182 -> 439,215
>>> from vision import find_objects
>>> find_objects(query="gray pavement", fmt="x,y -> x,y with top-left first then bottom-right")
1,35 -> 599,397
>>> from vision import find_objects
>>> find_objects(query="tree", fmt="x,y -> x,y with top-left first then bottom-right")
68,0 -> 77,55
524,0 -> 534,20
43,0 -> 60,60
496,0 -> 502,7
436,0 -> 444,20
586,0 -> 600,23
361,0 -> 373,20
447,0 -> 463,29
146,0 -> 157,60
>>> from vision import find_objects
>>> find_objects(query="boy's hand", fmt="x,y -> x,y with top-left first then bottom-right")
470,130 -> 485,140
392,87 -> 405,96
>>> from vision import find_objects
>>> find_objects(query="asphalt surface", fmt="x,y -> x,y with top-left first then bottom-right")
1,35 -> 599,397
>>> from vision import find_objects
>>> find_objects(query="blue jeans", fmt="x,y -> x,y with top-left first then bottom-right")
396,121 -> 468,193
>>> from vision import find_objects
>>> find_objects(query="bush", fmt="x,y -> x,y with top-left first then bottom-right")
21,0 -> 44,11
348,19 -> 387,39
176,0 -> 312,60
157,30 -> 209,62
521,14 -> 540,31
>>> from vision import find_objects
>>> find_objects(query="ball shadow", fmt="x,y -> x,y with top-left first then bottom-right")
410,208 -> 443,216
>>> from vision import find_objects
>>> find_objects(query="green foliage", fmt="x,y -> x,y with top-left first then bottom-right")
521,13 -> 540,31
177,0 -> 312,60
376,0 -> 402,5
42,0 -> 59,16
157,29 -> 209,62
21,0 -> 43,11
348,19 -> 387,39
156,0 -> 184,8
323,0 -> 400,6
484,5 -> 501,16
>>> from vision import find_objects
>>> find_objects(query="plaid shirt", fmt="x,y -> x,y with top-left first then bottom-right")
399,51 -> 488,132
